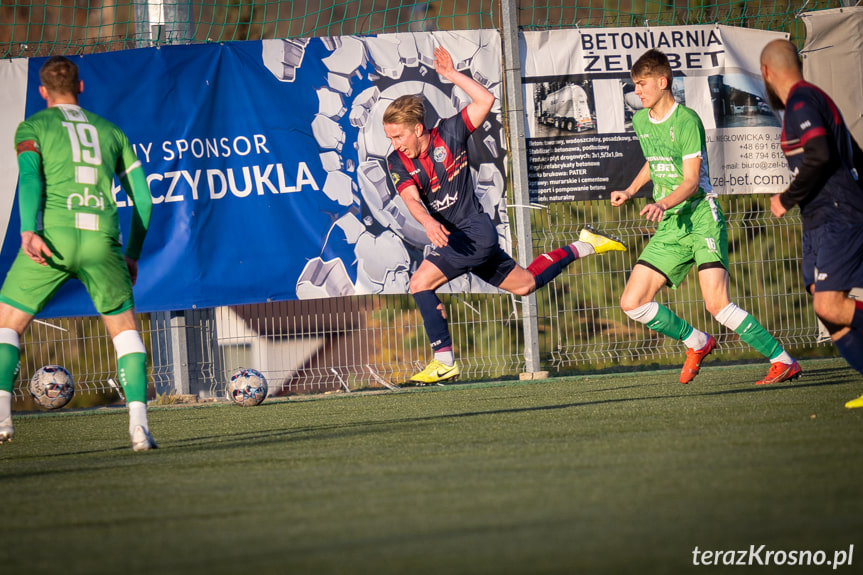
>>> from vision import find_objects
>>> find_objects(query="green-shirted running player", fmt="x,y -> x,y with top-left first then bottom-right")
610,49 -> 801,385
0,56 -> 156,451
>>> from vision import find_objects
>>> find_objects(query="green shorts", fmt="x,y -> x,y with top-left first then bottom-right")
0,226 -> 134,316
637,197 -> 729,288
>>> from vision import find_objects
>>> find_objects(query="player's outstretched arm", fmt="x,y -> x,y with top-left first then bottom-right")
610,161 -> 651,207
400,184 -> 450,248
434,46 -> 494,130
639,155 -> 701,222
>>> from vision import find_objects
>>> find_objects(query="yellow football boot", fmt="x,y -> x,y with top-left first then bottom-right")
578,225 -> 627,254
409,360 -> 460,385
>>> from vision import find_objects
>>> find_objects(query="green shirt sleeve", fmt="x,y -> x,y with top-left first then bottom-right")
119,164 -> 152,261
116,131 -> 152,261
677,110 -> 704,161
16,150 -> 44,233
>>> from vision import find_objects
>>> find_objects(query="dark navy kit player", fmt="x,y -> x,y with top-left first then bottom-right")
760,39 -> 863,408
383,45 -> 627,384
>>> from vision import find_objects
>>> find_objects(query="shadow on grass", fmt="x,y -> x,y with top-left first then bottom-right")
3,359 -> 856,474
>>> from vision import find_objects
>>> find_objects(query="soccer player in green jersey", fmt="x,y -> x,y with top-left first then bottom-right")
0,56 -> 156,450
610,49 -> 800,385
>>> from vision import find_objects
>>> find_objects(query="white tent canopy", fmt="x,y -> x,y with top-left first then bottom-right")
800,6 -> 863,145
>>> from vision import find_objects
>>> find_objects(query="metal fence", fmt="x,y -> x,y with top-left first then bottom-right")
2,0 -> 843,407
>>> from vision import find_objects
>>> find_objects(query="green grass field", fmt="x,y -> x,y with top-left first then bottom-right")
2,358 -> 862,575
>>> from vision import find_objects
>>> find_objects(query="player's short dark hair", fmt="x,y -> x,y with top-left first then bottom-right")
631,49 -> 673,88
39,56 -> 80,96
383,94 -> 425,128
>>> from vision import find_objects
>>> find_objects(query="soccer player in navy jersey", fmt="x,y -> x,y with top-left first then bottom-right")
383,46 -> 627,384
760,39 -> 863,408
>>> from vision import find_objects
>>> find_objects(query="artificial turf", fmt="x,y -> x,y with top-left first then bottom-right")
2,358 -> 862,574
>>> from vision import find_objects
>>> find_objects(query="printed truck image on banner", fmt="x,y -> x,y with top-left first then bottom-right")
520,25 -> 790,202
0,31 -> 508,316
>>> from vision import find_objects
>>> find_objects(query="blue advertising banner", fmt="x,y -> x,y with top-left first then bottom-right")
0,31 -> 508,316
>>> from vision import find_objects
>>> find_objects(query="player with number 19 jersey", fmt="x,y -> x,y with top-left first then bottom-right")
2,103 -> 151,316
14,104 -> 143,243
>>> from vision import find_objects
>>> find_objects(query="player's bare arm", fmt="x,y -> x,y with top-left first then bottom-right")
640,156 -> 702,222
20,231 -> 52,266
769,193 -> 787,218
611,161 -> 651,206
433,46 -> 494,130
400,184 -> 450,248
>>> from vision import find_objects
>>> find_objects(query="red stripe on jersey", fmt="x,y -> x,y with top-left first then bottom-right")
799,126 -> 827,147
791,81 -> 843,128
461,107 -> 477,133
395,152 -> 419,194
16,140 -> 39,155
419,133 -> 441,193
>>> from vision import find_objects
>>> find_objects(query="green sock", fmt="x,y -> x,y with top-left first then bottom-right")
646,304 -> 695,341
734,313 -> 782,359
0,343 -> 20,394
118,352 -> 148,404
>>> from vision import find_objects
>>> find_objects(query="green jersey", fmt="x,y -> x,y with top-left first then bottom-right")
632,102 -> 712,217
14,104 -> 151,259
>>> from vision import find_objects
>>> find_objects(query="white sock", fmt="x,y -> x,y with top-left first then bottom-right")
128,401 -> 148,435
0,390 -> 11,422
624,302 -> 659,324
570,240 -> 595,258
770,351 -> 793,365
683,329 -> 709,351
434,350 -> 454,366
715,303 -> 748,331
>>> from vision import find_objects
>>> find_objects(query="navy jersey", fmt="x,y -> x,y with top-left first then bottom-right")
780,81 -> 863,228
387,108 -> 484,229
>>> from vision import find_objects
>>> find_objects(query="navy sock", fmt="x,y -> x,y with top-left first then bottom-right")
413,290 -> 451,351
834,329 -> 863,376
528,245 -> 577,290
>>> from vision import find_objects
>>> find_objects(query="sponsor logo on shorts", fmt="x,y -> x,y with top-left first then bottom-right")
817,272 -> 828,281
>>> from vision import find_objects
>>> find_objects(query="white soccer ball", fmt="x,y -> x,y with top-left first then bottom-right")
29,365 -> 75,410
226,368 -> 268,407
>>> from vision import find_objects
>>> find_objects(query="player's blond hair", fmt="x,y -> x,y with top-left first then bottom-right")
40,56 -> 80,96
631,49 -> 673,89
383,94 -> 425,128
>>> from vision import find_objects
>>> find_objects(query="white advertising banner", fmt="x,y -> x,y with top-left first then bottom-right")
521,25 -> 790,202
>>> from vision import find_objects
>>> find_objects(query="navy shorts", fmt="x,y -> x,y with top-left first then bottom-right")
426,213 -> 517,287
802,221 -> 863,292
